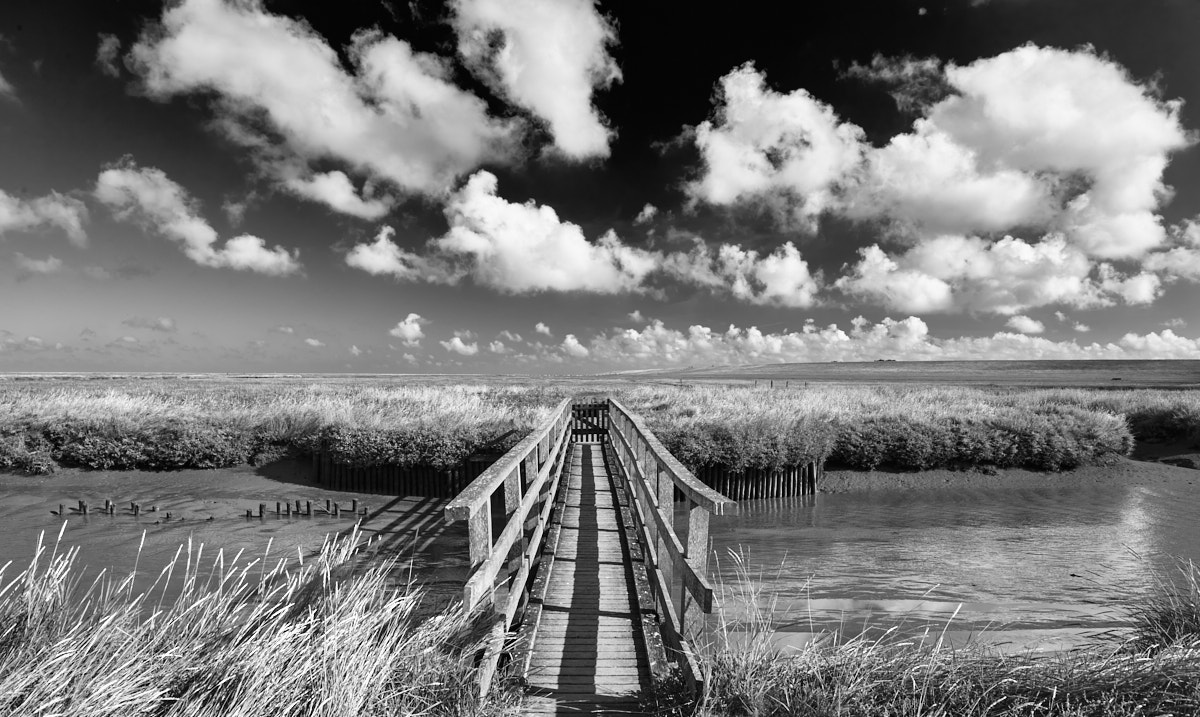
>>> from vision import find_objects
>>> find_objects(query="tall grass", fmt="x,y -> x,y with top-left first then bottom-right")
695,553 -> 1200,717
0,526 -> 505,716
2,378 -> 1197,476
625,384 -> 1138,472
0,379 -> 560,473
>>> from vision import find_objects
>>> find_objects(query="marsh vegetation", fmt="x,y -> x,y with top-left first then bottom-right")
1,377 -> 1197,477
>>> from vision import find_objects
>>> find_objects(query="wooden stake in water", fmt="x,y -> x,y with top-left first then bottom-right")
351,499 -> 358,514
333,502 -> 340,517
305,500 -> 312,516
133,503 -> 140,516
276,502 -> 281,516
258,503 -> 265,518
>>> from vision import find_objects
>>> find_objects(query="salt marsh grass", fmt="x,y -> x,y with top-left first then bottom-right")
0,526 -> 504,717
2,377 -> 1198,476
0,379 -> 558,473
624,384 -> 1138,472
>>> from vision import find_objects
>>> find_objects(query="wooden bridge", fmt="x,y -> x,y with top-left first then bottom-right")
444,398 -> 737,714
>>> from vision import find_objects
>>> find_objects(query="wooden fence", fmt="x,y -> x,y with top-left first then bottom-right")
309,454 -> 497,496
691,462 -> 823,499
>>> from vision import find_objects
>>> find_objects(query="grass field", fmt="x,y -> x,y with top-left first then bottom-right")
1,372 -> 1198,476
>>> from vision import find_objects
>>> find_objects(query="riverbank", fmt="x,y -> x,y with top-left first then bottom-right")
819,448 -> 1199,494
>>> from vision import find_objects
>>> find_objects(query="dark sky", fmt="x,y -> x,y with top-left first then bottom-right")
0,0 -> 1197,372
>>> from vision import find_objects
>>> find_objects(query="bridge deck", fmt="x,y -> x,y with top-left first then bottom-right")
523,441 -> 651,715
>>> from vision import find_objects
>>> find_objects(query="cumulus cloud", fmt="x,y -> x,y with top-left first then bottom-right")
1075,323 -> 1091,333
432,172 -> 657,293
13,253 -> 63,275
94,159 -> 301,275
561,334 -> 590,358
129,0 -> 519,214
498,330 -> 523,342
535,322 -> 552,336
684,44 -> 1191,316
122,315 -> 177,332
1144,218 -> 1200,281
634,204 -> 658,224
271,325 -> 294,334
347,171 -> 658,293
835,234 -> 1159,315
304,337 -> 324,347
388,313 -> 427,346
441,334 -> 479,355
663,239 -> 821,307
349,344 -> 362,356
687,62 -> 865,226
577,316 -> 1200,367
96,33 -> 121,77
453,0 -> 620,158
1005,315 -> 1044,334
488,340 -> 510,354
0,190 -> 88,246
628,310 -> 645,323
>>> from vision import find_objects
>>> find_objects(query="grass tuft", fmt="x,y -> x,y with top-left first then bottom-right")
0,526 -> 508,717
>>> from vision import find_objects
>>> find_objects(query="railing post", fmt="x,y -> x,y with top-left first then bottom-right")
466,508 -> 493,608
681,498 -> 710,638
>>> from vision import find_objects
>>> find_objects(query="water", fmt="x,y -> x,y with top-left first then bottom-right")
708,468 -> 1200,648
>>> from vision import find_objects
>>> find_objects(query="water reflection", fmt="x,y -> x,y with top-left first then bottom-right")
709,478 -> 1200,638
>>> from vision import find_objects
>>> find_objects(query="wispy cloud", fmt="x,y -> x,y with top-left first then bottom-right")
95,158 -> 302,275
304,337 -> 324,347
122,315 -> 177,333
13,253 -> 63,276
0,190 -> 88,245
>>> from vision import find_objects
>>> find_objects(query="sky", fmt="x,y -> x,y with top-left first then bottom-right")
0,0 -> 1199,373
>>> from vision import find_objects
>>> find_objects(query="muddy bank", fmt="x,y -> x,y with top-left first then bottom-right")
820,448 -> 1199,494
0,458 -> 469,604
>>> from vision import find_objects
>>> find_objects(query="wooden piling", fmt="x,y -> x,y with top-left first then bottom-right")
305,500 -> 312,516
258,503 -> 265,518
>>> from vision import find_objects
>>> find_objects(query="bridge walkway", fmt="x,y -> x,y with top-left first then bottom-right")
521,441 -> 651,714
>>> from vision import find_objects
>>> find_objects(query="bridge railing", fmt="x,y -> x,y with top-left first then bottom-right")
444,397 -> 574,697
605,397 -> 738,694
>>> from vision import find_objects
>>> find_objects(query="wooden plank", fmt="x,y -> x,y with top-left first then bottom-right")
521,441 -> 653,712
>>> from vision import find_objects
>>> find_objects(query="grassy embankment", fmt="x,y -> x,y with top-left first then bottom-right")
0,527 -> 508,717
625,384 -> 1200,473
0,379 -> 557,475
1,379 -> 1198,478
695,556 -> 1200,717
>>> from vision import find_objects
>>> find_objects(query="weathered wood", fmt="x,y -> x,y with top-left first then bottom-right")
445,398 -> 572,521
609,398 -> 736,515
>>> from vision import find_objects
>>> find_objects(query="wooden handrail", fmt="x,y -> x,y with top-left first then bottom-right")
608,398 -> 736,515
604,397 -> 736,696
443,397 -> 574,697
446,397 -> 572,521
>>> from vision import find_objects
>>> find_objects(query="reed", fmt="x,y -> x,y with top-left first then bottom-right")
0,526 -> 512,717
